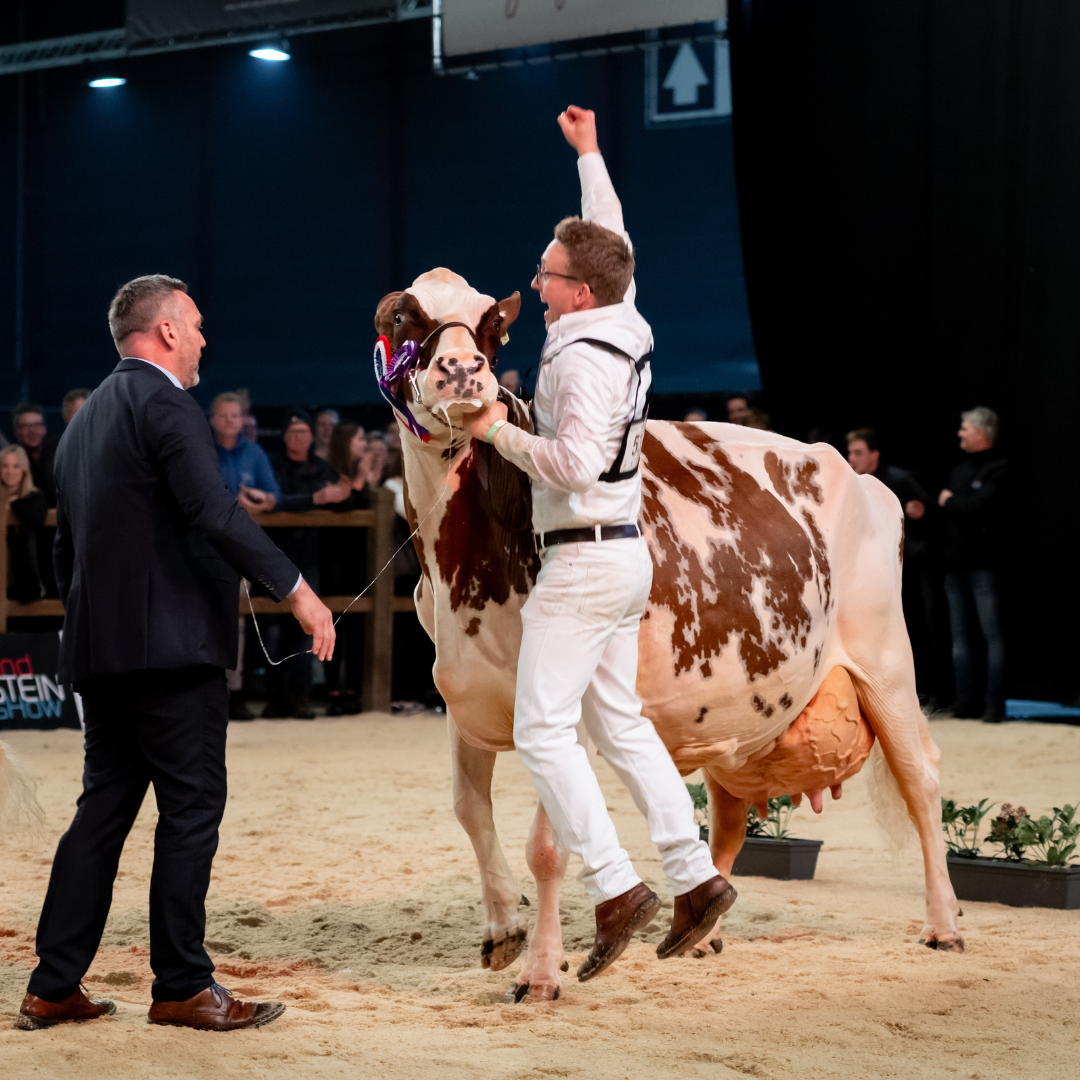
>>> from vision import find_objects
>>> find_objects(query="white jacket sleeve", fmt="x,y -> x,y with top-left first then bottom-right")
578,152 -> 636,305
491,347 -> 617,493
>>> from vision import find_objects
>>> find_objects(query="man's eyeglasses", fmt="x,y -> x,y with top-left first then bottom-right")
534,264 -> 582,286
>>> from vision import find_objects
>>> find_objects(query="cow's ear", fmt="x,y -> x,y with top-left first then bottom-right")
374,292 -> 402,337
475,292 -> 522,360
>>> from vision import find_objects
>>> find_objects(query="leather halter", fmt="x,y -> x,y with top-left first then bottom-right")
418,320 -> 481,355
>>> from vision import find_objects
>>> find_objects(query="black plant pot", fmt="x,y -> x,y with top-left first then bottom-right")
731,837 -> 824,880
946,855 -> 1080,909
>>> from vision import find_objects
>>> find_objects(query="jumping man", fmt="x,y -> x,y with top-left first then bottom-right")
466,106 -> 735,980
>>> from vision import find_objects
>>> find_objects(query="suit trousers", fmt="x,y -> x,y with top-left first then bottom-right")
513,536 -> 716,905
28,666 -> 228,1003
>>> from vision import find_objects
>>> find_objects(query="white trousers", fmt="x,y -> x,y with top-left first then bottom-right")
514,536 -> 716,905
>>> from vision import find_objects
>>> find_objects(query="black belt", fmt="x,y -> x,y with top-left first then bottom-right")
536,523 -> 641,548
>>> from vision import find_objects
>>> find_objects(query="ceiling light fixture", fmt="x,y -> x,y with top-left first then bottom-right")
89,77 -> 126,88
249,42 -> 290,62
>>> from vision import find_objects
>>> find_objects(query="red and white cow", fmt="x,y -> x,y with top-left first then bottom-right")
375,269 -> 962,1000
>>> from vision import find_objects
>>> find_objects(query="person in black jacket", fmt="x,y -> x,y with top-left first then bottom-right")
938,406 -> 1008,724
1,444 -> 47,602
846,428 -> 950,707
18,275 -> 335,1034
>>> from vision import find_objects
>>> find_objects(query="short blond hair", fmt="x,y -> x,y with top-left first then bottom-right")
0,444 -> 36,500
553,216 -> 635,306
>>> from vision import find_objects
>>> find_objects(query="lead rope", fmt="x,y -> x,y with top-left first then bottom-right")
247,409 -> 460,667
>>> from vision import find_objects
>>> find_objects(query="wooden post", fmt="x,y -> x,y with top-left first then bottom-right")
0,499 -> 8,633
361,487 -> 395,713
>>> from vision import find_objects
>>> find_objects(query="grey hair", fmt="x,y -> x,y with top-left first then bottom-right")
961,405 -> 999,444
108,274 -> 188,345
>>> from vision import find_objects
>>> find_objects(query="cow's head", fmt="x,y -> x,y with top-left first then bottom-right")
374,269 -> 520,439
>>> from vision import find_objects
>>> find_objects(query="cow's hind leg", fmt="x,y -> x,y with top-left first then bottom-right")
511,801 -> 569,1002
851,671 -> 964,952
681,771 -> 748,957
448,714 -> 528,969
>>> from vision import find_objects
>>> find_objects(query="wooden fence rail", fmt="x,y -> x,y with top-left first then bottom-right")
0,486 -> 412,713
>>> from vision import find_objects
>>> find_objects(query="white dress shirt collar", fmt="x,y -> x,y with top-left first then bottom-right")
124,356 -> 184,391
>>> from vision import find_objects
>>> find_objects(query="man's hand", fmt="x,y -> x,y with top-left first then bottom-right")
313,477 -> 353,505
938,489 -> 953,507
239,485 -> 277,513
558,105 -> 600,157
465,401 -> 508,442
288,578 -> 335,661
905,499 -> 926,520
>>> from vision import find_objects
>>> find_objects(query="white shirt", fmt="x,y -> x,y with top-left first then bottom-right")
493,153 -> 653,533
127,356 -> 302,596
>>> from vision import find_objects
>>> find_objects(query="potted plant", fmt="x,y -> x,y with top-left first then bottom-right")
687,785 -> 824,881
942,798 -> 1080,909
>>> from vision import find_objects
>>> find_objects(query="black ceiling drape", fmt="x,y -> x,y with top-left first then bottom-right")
729,0 -> 1080,703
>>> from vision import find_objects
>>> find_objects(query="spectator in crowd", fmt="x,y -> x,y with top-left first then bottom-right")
683,407 -> 707,422
241,412 -> 258,444
240,409 -> 350,719
847,428 -> 948,707
313,408 -> 339,461
744,408 -> 770,430
498,369 -> 520,395
938,407 -> 1008,724
1,444 -> 47,602
210,392 -> 281,720
727,394 -> 750,425
62,388 -> 91,424
13,403 -> 58,507
211,392 -> 281,504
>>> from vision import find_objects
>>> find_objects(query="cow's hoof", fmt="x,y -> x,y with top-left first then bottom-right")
505,981 -> 561,1004
919,936 -> 965,953
687,938 -> 722,959
560,960 -> 569,972
480,927 -> 528,970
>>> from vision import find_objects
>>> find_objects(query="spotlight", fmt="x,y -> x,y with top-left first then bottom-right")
249,42 -> 290,62
89,77 -> 126,88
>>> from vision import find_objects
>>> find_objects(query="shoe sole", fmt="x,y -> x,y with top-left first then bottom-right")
16,1002 -> 116,1031
577,892 -> 662,983
656,882 -> 738,960
147,1003 -> 286,1031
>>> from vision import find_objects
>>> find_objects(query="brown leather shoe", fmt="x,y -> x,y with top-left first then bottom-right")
147,983 -> 285,1031
656,874 -> 737,959
16,988 -> 116,1030
577,882 -> 661,982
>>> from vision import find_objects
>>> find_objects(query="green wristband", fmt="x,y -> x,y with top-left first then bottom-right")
485,420 -> 506,444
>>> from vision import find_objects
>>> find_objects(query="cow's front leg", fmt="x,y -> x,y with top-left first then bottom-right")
683,771 -> 747,957
448,712 -> 528,969
511,801 -> 569,1002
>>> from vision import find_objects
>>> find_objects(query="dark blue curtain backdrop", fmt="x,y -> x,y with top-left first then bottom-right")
0,19 -> 757,412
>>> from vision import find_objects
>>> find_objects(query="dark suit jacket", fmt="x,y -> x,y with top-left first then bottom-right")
53,358 -> 299,683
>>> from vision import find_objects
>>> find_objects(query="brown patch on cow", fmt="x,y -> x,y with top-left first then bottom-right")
465,617 -> 481,637
641,427 -> 827,683
474,294 -> 522,362
800,508 -> 833,612
779,692 -> 793,710
764,452 -> 793,503
695,707 -> 707,724
402,472 -> 432,585
375,291 -> 439,366
433,406 -> 540,612
793,459 -> 824,504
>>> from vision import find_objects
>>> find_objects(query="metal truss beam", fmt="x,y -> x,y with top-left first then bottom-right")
0,5 -> 432,77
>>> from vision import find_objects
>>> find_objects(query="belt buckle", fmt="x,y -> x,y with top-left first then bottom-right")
595,524 -> 603,543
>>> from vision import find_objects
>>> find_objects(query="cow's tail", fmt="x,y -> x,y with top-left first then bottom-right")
867,738 -> 918,852
0,741 -> 45,846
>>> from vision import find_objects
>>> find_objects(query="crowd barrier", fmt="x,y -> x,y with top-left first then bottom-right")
0,487 -> 414,713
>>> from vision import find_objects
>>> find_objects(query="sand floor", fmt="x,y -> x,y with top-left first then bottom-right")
1,715 -> 1078,1079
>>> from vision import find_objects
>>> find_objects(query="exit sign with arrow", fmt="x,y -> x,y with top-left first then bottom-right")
645,23 -> 731,127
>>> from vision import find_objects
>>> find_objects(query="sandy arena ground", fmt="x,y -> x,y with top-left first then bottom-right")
1,715 -> 1078,1079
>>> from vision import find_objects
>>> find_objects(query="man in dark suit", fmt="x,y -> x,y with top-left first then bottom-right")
18,274 -> 335,1033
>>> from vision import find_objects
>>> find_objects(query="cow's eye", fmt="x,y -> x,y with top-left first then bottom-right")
394,312 -> 403,325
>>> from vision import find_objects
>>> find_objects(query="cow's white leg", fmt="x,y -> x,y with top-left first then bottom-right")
682,771 -> 746,957
448,713 -> 528,969
511,801 -> 569,1002
852,673 -> 964,952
